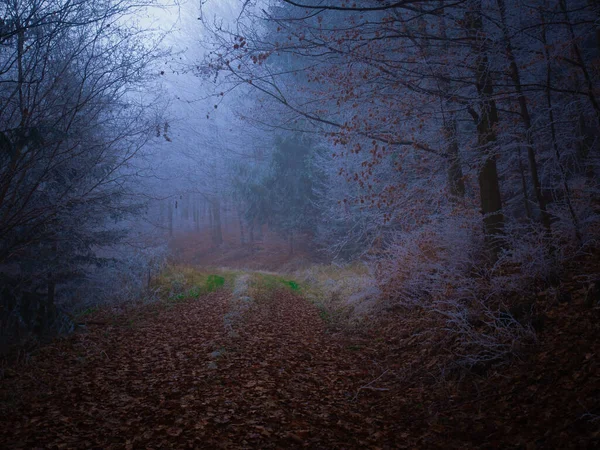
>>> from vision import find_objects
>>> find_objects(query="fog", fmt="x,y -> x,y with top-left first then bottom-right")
1,1 -> 599,445
2,0 -> 599,340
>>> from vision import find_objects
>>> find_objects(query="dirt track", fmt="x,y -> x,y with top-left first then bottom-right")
1,285 -> 599,449
0,290 -> 399,448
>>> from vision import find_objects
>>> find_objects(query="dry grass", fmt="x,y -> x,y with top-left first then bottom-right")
293,262 -> 380,327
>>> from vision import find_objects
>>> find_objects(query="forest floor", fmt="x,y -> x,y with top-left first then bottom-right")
0,265 -> 599,449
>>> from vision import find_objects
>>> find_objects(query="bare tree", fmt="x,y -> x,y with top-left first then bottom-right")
0,0 -> 166,343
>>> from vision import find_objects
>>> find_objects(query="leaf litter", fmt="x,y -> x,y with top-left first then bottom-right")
1,273 -> 599,448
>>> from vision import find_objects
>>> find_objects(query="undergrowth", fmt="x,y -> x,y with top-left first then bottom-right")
248,273 -> 302,300
294,262 -> 378,327
155,266 -> 234,303
153,266 -> 303,306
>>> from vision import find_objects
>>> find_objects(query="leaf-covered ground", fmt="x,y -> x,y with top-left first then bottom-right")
1,269 -> 599,448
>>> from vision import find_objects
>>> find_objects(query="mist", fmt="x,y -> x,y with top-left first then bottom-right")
1,0 -> 599,447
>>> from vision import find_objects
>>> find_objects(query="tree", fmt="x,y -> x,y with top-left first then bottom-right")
0,0 -> 165,343
234,132 -> 324,253
202,0 -> 598,260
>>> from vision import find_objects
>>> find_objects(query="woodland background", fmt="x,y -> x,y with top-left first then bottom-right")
1,1 -> 599,447
0,0 -> 599,372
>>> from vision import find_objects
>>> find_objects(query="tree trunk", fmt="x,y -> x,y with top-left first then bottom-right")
438,2 -> 465,199
211,199 -> 223,246
540,8 -> 583,242
168,200 -> 173,237
559,0 -> 600,126
497,0 -> 552,234
193,198 -> 200,232
238,208 -> 246,244
45,241 -> 57,331
183,194 -> 189,221
445,118 -> 465,198
467,4 -> 505,259
0,27 -> 26,211
518,147 -> 532,220
45,278 -> 56,331
159,200 -> 166,226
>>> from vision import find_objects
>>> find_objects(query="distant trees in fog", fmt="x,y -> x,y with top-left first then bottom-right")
204,0 -> 599,260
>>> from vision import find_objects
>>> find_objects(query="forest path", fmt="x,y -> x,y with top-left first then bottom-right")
2,269 -> 599,449
0,286 -> 402,449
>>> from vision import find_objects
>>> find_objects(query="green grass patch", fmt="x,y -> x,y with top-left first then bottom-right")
154,266 -> 304,306
205,274 -> 225,292
170,293 -> 186,302
248,273 -> 303,300
169,275 -> 225,302
285,280 -> 300,291
155,266 -> 235,303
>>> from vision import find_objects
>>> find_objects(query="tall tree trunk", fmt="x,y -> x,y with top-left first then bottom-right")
438,2 -> 465,199
497,0 -> 552,234
540,7 -> 583,242
445,118 -> 466,198
168,200 -> 173,237
183,194 -> 189,220
518,146 -> 533,219
45,278 -> 56,331
46,241 -> 57,329
159,200 -> 166,226
467,3 -> 505,259
193,198 -> 200,232
559,0 -> 600,126
211,199 -> 223,246
0,27 -> 26,210
238,207 -> 246,244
